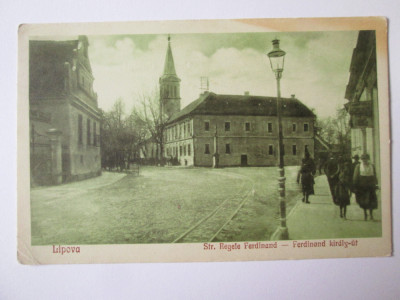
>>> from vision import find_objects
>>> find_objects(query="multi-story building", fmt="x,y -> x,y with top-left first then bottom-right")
345,30 -> 380,177
29,35 -> 101,185
164,92 -> 315,167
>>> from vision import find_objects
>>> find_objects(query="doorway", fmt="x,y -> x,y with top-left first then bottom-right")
241,155 -> 248,167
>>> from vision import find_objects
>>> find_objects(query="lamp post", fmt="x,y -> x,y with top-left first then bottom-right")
267,39 -> 288,240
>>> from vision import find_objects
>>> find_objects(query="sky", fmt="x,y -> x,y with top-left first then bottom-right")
87,31 -> 359,118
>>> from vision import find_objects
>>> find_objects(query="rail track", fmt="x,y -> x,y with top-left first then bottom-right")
172,171 -> 255,243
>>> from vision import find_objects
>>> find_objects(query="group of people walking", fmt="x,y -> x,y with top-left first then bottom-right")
298,151 -> 379,221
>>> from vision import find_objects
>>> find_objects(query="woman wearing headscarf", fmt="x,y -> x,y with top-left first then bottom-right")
352,153 -> 378,221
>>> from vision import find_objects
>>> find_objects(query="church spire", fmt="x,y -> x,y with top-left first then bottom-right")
163,35 -> 177,76
159,35 -> 181,118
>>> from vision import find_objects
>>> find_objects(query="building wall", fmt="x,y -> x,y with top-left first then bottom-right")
68,103 -> 101,181
164,117 -> 194,165
346,31 -> 380,183
167,114 -> 314,167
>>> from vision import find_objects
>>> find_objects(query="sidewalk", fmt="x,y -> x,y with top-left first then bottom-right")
287,175 -> 382,240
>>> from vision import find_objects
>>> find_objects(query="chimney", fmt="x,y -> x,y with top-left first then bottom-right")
244,91 -> 250,96
291,94 -> 296,99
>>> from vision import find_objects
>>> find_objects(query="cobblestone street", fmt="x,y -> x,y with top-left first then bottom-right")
31,166 -> 300,245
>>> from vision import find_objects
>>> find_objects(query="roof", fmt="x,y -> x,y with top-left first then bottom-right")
167,92 -> 315,124
29,36 -> 93,97
30,40 -> 79,96
345,31 -> 376,101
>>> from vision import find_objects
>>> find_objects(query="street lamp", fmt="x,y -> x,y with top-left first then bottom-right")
267,39 -> 288,240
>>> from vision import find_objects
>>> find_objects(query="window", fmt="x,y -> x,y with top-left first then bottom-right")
187,123 -> 191,135
225,144 -> 231,154
183,144 -> 186,156
268,145 -> 274,155
292,145 -> 297,155
292,123 -> 297,132
205,121 -> 210,131
245,122 -> 250,131
180,146 -> 183,156
78,115 -> 83,145
225,122 -> 231,131
93,121 -> 97,146
205,144 -> 210,154
304,123 -> 309,132
305,145 -> 309,153
183,124 -> 186,137
87,119 -> 91,145
188,144 -> 191,156
268,122 -> 273,133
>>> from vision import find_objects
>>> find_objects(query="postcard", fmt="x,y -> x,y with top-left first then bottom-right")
18,17 -> 391,264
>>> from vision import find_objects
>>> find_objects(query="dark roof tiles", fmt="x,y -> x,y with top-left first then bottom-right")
167,92 -> 315,123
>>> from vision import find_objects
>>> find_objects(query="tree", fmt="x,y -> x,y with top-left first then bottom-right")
132,87 -> 167,165
316,107 -> 351,156
100,98 -> 147,171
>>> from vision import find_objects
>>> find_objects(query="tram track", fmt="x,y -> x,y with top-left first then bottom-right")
173,171 -> 255,243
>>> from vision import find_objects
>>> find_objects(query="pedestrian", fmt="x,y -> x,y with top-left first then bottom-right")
324,152 -> 340,205
353,153 -> 378,221
350,154 -> 360,193
297,151 -> 316,204
335,158 -> 352,219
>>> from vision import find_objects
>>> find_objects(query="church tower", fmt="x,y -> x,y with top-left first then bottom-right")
159,35 -> 181,118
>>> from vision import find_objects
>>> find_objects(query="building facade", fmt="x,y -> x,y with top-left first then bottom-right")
164,92 -> 315,167
30,36 -> 101,185
345,30 -> 380,177
157,36 -> 315,167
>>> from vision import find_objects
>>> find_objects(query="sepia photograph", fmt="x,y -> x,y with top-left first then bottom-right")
18,17 -> 391,264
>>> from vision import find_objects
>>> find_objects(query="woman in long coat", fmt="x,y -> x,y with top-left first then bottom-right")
297,152 -> 316,204
353,153 -> 378,221
335,158 -> 352,219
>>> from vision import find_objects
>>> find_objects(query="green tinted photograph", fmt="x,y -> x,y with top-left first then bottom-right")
28,29 -> 383,247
